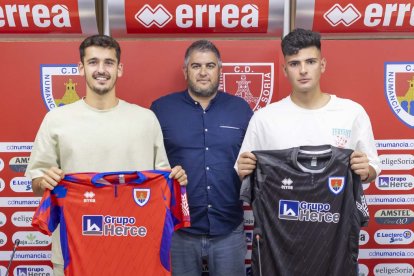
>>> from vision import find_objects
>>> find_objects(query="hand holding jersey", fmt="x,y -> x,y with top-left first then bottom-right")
350,151 -> 375,183
238,150 -> 375,184
33,165 -> 188,197
32,167 -> 64,196
237,152 -> 257,179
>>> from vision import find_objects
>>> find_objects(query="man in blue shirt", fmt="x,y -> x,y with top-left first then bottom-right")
151,40 -> 253,276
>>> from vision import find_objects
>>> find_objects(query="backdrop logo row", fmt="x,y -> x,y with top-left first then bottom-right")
40,63 -> 274,111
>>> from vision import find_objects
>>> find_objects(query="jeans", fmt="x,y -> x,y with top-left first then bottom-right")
171,223 -> 247,276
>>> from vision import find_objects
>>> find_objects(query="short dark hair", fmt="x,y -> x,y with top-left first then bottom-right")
79,35 -> 121,63
184,40 -> 222,67
281,29 -> 321,56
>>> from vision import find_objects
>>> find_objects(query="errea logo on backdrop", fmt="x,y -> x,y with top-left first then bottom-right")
135,4 -> 259,29
127,1 -> 269,34
135,4 -> 173,28
324,4 -> 361,26
323,2 -> 414,29
0,2 -> 82,34
0,4 -> 71,28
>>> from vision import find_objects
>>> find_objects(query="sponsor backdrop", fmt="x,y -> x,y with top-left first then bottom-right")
0,1 -> 413,276
0,39 -> 278,275
1,38 -> 413,276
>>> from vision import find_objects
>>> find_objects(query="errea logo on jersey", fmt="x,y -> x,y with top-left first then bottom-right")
281,178 -> 293,190
84,191 -> 95,203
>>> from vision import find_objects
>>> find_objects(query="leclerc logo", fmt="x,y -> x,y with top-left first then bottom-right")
126,1 -> 269,34
0,2 -> 81,34
324,4 -> 361,26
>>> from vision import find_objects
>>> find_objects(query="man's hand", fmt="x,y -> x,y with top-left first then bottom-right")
169,165 -> 188,186
350,151 -> 375,183
237,152 -> 257,179
32,167 -> 64,196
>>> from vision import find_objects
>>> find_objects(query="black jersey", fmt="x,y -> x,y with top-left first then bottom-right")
240,145 -> 369,276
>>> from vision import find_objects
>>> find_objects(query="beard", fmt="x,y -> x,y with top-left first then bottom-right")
86,72 -> 116,95
187,78 -> 219,98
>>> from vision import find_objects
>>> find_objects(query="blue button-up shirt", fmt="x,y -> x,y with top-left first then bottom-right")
151,90 -> 253,235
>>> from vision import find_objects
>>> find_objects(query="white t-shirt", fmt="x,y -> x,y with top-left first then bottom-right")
237,95 -> 381,176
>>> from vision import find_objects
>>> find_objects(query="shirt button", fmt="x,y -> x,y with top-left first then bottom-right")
203,111 -> 206,114
205,128 -> 208,132
195,102 -> 198,105
206,166 -> 210,171
205,147 -> 209,150
208,204 -> 212,208
207,186 -> 211,190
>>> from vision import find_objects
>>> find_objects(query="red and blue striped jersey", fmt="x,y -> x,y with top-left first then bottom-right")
32,170 -> 190,276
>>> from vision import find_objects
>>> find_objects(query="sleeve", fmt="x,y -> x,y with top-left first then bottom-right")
352,171 -> 369,227
353,106 -> 381,177
234,112 -> 261,171
150,110 -> 171,170
249,170 -> 265,239
240,177 -> 253,204
171,179 -> 191,230
32,189 -> 60,235
25,113 -> 59,180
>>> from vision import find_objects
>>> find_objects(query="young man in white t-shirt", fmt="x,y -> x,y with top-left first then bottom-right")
237,28 -> 380,183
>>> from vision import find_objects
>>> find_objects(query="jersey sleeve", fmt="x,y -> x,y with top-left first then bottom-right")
240,177 -> 253,204
32,189 -> 60,236
171,180 -> 191,230
352,171 -> 370,227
